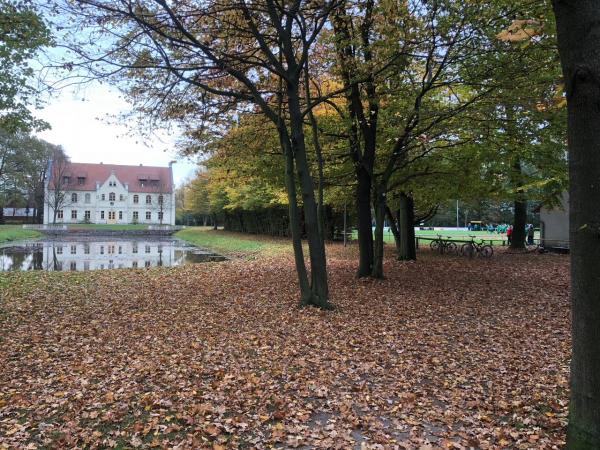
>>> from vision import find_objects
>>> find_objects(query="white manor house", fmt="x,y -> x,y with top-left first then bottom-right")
43,161 -> 175,225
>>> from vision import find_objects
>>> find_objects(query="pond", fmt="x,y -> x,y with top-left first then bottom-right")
0,237 -> 226,272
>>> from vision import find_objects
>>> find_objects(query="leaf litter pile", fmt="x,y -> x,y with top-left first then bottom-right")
0,246 -> 570,449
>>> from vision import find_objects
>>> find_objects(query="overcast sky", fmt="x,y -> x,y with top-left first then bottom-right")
33,83 -> 197,186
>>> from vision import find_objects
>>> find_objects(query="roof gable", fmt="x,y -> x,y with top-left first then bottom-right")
48,162 -> 173,193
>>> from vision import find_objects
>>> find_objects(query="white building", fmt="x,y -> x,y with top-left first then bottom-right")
43,162 -> 175,225
539,191 -> 569,250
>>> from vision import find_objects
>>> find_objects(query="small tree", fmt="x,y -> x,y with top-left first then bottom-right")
45,153 -> 71,224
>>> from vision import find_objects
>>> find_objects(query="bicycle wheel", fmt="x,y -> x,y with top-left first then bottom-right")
461,243 -> 475,257
430,241 -> 440,251
480,245 -> 493,258
446,242 -> 457,254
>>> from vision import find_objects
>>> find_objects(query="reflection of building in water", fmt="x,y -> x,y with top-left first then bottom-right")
41,240 -> 181,271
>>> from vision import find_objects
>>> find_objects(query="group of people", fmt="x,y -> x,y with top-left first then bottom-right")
505,223 -> 536,245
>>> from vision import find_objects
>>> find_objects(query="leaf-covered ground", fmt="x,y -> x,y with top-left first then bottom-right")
0,245 -> 570,449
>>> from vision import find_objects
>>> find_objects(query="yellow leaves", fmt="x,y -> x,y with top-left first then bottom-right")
497,19 -> 541,42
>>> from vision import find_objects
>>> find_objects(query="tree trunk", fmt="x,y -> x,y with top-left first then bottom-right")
287,88 -> 331,309
554,1 -> 600,446
398,192 -> 416,261
386,206 -> 401,256
356,167 -> 374,277
510,198 -> 527,250
371,188 -> 386,278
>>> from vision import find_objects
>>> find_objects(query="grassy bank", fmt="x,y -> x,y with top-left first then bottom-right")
0,225 -> 42,244
175,226 -> 291,257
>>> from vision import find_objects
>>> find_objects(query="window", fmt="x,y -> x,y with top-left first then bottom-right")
158,211 -> 164,221
108,180 -> 116,187
100,211 -> 105,219
158,195 -> 164,204
133,194 -> 139,204
78,177 -> 85,185
132,261 -> 138,268
145,261 -> 151,268
119,194 -> 124,201
146,211 -> 151,220
85,193 -> 91,203
57,210 -> 63,219
83,261 -> 90,271
108,245 -> 115,255
70,261 -> 77,271
63,176 -> 71,184
100,246 -> 104,255
56,246 -> 63,254
70,245 -> 76,255
145,245 -> 151,254
71,193 -> 78,203
71,210 -> 78,220
84,244 -> 90,254
118,211 -> 123,220
146,195 -> 152,204
118,246 -> 122,254
84,210 -> 90,221
101,194 -> 105,201
108,211 -> 115,220
132,244 -> 138,254
109,192 -> 116,202
133,211 -> 139,221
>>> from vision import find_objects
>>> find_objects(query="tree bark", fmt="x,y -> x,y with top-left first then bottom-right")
398,192 -> 416,261
287,87 -> 331,309
510,198 -> 527,250
371,188 -> 386,278
356,167 -> 374,276
553,1 -> 600,447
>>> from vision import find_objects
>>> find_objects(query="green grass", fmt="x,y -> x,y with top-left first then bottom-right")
0,225 -> 42,245
175,227 -> 290,257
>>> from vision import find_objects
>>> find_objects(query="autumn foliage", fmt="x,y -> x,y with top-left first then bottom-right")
0,244 -> 569,449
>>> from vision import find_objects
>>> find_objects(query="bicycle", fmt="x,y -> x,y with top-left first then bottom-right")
430,234 -> 458,254
460,235 -> 493,258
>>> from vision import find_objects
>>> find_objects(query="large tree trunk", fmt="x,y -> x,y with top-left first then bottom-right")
510,198 -> 527,250
287,88 -> 331,309
356,167 -> 374,277
371,188 -> 386,278
554,1 -> 600,447
398,192 -> 416,261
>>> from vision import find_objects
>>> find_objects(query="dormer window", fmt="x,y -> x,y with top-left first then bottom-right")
77,177 -> 85,185
63,176 -> 71,184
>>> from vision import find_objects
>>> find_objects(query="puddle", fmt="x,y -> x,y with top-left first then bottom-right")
0,237 -> 226,272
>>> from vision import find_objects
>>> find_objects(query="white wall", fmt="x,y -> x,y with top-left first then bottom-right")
540,191 -> 569,248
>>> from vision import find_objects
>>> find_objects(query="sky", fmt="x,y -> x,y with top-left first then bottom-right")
33,83 -> 198,187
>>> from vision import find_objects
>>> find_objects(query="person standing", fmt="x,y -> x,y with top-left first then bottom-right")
527,224 -> 535,245
507,225 -> 513,245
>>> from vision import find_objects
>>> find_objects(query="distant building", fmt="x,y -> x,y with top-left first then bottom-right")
539,191 -> 569,250
43,162 -> 175,225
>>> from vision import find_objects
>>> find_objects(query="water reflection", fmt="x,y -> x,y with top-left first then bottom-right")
0,238 -> 226,272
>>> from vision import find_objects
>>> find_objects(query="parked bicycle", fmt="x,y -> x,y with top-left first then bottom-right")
460,235 -> 494,258
430,234 -> 458,254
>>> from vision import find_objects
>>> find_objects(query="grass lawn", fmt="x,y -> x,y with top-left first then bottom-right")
0,225 -> 42,245
176,226 -> 291,257
359,228 -> 540,246
0,236 -> 570,449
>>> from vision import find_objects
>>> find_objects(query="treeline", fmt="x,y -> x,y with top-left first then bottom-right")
0,132 -> 66,224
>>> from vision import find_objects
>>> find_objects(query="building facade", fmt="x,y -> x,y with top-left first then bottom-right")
43,162 -> 175,225
539,191 -> 569,250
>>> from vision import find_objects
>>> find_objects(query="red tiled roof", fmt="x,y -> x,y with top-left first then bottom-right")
48,162 -> 173,193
